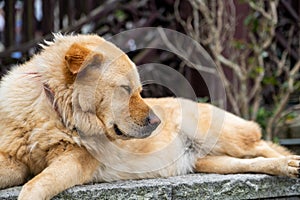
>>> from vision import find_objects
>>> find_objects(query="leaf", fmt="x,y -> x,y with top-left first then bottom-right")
247,57 -> 256,65
244,14 -> 253,26
293,81 -> 300,91
262,76 -> 278,86
197,97 -> 209,103
252,17 -> 259,32
249,66 -> 264,78
232,40 -> 246,50
273,137 -> 280,144
254,107 -> 273,131
115,10 -> 127,22
286,112 -> 297,121
255,66 -> 264,74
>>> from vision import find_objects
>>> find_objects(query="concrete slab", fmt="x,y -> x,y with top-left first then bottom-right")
0,174 -> 299,199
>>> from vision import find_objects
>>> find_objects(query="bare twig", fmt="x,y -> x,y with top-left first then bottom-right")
216,54 -> 245,80
266,60 -> 300,140
248,1 -> 273,21
157,27 -> 217,74
175,0 -> 298,139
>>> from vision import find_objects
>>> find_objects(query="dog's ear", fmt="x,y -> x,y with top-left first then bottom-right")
65,43 -> 91,74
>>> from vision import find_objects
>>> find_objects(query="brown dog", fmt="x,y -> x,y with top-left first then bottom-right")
0,34 -> 299,200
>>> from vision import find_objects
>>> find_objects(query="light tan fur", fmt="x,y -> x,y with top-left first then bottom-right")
0,34 -> 299,200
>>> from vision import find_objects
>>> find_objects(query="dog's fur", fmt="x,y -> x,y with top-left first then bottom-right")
0,34 -> 299,199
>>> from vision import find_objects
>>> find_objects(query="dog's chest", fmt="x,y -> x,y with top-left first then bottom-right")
91,133 -> 202,182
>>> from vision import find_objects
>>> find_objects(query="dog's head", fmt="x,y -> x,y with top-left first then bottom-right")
61,37 -> 160,140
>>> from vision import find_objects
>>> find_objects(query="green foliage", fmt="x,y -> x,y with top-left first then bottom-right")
255,104 -> 298,139
244,13 -> 259,32
196,97 -> 209,103
273,136 -> 280,144
262,76 -> 278,86
254,107 -> 273,135
247,56 -> 256,65
114,10 -> 127,22
232,40 -> 247,50
294,81 -> 300,92
285,112 -> 297,121
249,66 -> 264,78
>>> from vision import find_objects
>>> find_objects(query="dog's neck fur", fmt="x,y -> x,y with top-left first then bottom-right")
43,83 -> 60,117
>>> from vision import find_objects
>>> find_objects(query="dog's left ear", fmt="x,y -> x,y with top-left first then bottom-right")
65,43 -> 91,74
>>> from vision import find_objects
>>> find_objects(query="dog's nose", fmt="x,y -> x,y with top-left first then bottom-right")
146,110 -> 161,127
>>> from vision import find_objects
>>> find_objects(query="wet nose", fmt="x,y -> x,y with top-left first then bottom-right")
146,110 -> 161,127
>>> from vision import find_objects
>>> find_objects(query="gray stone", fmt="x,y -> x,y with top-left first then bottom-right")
0,174 -> 299,199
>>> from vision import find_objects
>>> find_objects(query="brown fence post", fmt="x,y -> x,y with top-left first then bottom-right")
41,0 -> 55,35
23,0 -> 35,43
4,0 -> 16,48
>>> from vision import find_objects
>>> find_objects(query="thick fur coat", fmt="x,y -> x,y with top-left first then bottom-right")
0,34 -> 299,200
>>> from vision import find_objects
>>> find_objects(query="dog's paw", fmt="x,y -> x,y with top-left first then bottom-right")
18,182 -> 46,200
286,155 -> 300,178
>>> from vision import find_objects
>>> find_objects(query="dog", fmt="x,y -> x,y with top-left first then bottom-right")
0,33 -> 299,200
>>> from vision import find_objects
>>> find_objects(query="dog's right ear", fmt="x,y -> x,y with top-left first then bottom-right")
65,43 -> 91,74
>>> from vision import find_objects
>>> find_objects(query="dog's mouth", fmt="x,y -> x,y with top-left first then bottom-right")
113,124 -> 133,139
112,123 -> 153,139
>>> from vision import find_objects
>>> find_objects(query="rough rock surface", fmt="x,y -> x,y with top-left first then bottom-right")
0,174 -> 299,199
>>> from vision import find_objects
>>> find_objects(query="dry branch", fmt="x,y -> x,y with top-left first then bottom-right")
175,0 -> 299,140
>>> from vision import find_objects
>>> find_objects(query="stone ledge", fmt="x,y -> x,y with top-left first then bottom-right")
1,174 -> 300,199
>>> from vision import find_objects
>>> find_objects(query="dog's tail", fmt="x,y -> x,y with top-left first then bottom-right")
266,141 -> 293,156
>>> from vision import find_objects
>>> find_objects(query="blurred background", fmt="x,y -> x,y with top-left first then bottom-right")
0,0 -> 299,151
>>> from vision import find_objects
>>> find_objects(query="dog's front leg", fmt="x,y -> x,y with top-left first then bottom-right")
18,147 -> 99,200
195,155 -> 300,178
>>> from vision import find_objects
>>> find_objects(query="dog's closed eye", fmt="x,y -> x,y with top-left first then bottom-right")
121,85 -> 131,94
